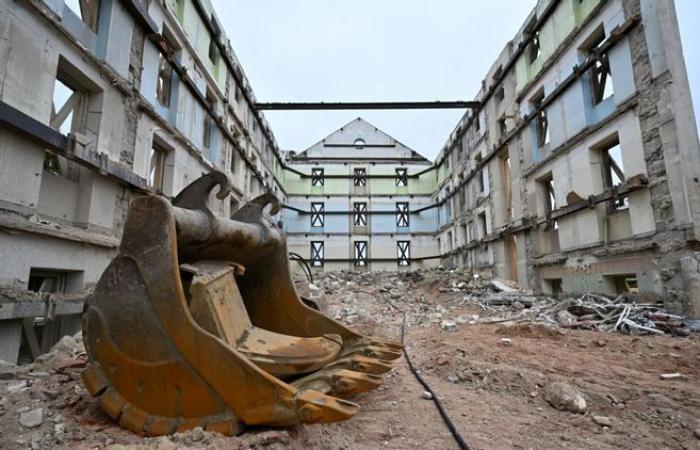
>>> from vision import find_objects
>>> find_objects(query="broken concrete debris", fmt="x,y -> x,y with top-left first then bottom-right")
592,415 -> 613,428
18,407 -> 43,429
311,269 -> 694,337
543,382 -> 587,414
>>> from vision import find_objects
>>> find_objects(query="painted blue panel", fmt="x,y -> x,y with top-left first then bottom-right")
563,83 -> 587,138
609,40 -> 636,104
62,6 -> 98,52
324,200 -> 349,233
411,208 -> 438,233
529,122 -> 542,163
581,75 -> 616,126
140,41 -> 159,105
370,199 -> 397,233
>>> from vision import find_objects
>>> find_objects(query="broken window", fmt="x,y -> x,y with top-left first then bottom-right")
605,274 -> 638,294
310,202 -> 324,227
475,154 -> 487,193
395,168 -> 408,187
311,168 -> 324,186
208,38 -> 220,66
586,29 -> 614,105
230,149 -> 237,174
493,65 -> 503,82
46,73 -> 87,181
474,112 -> 481,132
28,270 -> 67,294
203,115 -> 213,149
234,84 -> 242,103
396,202 -> 409,227
354,241 -> 367,267
494,86 -> 505,104
544,278 -> 563,295
353,202 -> 367,226
541,174 -> 559,230
501,156 -> 513,220
532,89 -> 550,147
600,139 -> 628,210
397,241 -> 410,266
445,188 -> 452,219
50,78 -> 81,136
156,54 -> 173,108
148,140 -> 168,192
498,116 -> 508,139
528,29 -> 541,63
310,241 -> 324,267
65,0 -> 100,33
478,211 -> 488,238
354,168 -> 367,186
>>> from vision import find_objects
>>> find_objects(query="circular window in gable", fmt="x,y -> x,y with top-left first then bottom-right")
354,138 -> 366,149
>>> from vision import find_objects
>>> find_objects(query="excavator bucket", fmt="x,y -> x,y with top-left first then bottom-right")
81,172 -> 402,436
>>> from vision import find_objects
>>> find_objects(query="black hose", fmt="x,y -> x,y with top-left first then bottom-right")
288,252 -> 313,284
381,292 -> 471,450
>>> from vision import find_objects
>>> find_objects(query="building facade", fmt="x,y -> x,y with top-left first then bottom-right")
433,0 -> 700,317
282,118 -> 439,272
0,0 -> 286,363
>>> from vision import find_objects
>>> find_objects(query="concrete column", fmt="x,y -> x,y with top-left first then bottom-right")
680,254 -> 700,319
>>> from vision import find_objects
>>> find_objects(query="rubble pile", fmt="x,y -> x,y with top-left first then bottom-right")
309,268 -> 693,337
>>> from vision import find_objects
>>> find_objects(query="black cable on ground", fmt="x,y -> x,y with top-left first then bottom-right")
400,312 -> 471,450
382,293 -> 472,450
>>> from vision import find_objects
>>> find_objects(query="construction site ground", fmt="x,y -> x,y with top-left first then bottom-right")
1,269 -> 699,449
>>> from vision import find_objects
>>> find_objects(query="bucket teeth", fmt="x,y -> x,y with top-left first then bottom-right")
328,355 -> 394,375
347,345 -> 403,361
81,173 -> 402,436
332,370 -> 384,396
296,391 -> 360,424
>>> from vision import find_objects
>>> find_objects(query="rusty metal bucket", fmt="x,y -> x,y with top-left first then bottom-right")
81,172 -> 401,436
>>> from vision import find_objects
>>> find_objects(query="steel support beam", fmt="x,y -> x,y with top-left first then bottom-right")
254,101 -> 480,111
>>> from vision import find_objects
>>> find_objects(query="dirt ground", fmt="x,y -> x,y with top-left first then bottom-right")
1,269 -> 699,449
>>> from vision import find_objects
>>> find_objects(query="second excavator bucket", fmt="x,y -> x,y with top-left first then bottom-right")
81,172 -> 402,436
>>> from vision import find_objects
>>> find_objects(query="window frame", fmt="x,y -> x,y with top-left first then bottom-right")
353,202 -> 367,226
599,139 -> 628,212
156,54 -> 173,108
396,202 -> 409,227
310,202 -> 325,227
586,29 -> 614,105
395,168 -> 408,187
310,241 -> 324,267
354,168 -> 367,186
354,241 -> 368,267
311,168 -> 324,186
397,241 -> 410,266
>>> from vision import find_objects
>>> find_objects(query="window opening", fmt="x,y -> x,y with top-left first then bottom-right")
396,202 -> 409,227
600,139 -> 628,210
311,168 -> 324,186
310,202 -> 325,227
395,168 -> 408,187
587,29 -> 614,104
354,241 -> 367,266
354,168 -> 367,186
353,202 -> 367,226
397,241 -> 410,266
65,0 -> 100,32
310,241 -> 324,267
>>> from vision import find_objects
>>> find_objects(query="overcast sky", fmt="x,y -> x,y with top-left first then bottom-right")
212,0 -> 700,161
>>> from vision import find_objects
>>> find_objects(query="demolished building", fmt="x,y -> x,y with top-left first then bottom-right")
1,0 -> 699,367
